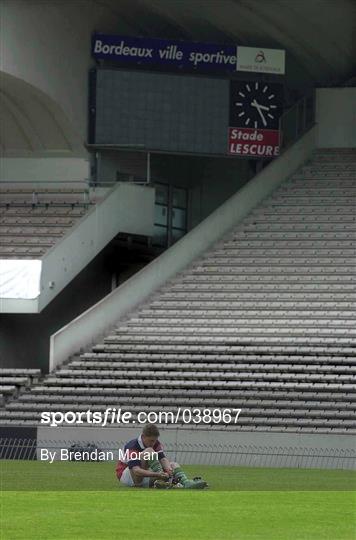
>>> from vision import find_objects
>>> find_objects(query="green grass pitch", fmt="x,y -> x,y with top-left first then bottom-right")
1,461 -> 355,540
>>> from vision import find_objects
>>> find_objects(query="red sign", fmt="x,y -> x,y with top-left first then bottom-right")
228,127 -> 280,157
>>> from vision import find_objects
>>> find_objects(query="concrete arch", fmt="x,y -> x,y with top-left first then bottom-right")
0,72 -> 86,157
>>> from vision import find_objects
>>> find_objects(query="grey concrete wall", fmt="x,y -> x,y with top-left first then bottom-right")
316,88 -> 356,148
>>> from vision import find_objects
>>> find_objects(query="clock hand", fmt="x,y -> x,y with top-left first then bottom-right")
251,99 -> 270,111
251,100 -> 267,127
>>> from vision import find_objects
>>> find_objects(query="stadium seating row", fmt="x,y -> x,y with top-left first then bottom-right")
0,369 -> 41,405
0,185 -> 102,257
1,149 -> 355,433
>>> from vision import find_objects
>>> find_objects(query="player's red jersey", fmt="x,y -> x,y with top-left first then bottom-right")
116,435 -> 165,479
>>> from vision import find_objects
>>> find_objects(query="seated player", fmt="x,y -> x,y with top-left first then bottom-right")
116,423 -> 208,489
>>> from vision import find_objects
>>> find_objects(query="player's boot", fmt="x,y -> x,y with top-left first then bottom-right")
193,476 -> 209,487
183,479 -> 208,489
153,479 -> 172,489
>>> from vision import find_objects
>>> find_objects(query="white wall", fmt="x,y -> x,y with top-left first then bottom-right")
0,158 -> 90,183
316,88 -> 356,148
40,183 -> 155,312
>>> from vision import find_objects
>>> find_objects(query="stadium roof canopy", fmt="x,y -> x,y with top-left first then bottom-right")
96,0 -> 356,87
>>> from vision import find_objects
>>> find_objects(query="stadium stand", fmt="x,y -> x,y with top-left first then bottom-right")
0,369 -> 41,405
0,148 -> 355,433
0,183 -> 98,258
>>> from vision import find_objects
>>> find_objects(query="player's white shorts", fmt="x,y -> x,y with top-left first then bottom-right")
120,466 -> 151,488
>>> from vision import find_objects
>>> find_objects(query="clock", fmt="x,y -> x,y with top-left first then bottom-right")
230,81 -> 283,130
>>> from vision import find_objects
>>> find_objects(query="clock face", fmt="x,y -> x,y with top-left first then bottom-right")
230,81 -> 283,130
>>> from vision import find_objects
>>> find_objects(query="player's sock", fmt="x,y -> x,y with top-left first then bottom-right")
172,468 -> 208,489
172,466 -> 190,486
149,460 -> 163,473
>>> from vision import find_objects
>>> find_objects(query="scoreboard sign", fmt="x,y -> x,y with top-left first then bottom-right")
228,81 -> 283,158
